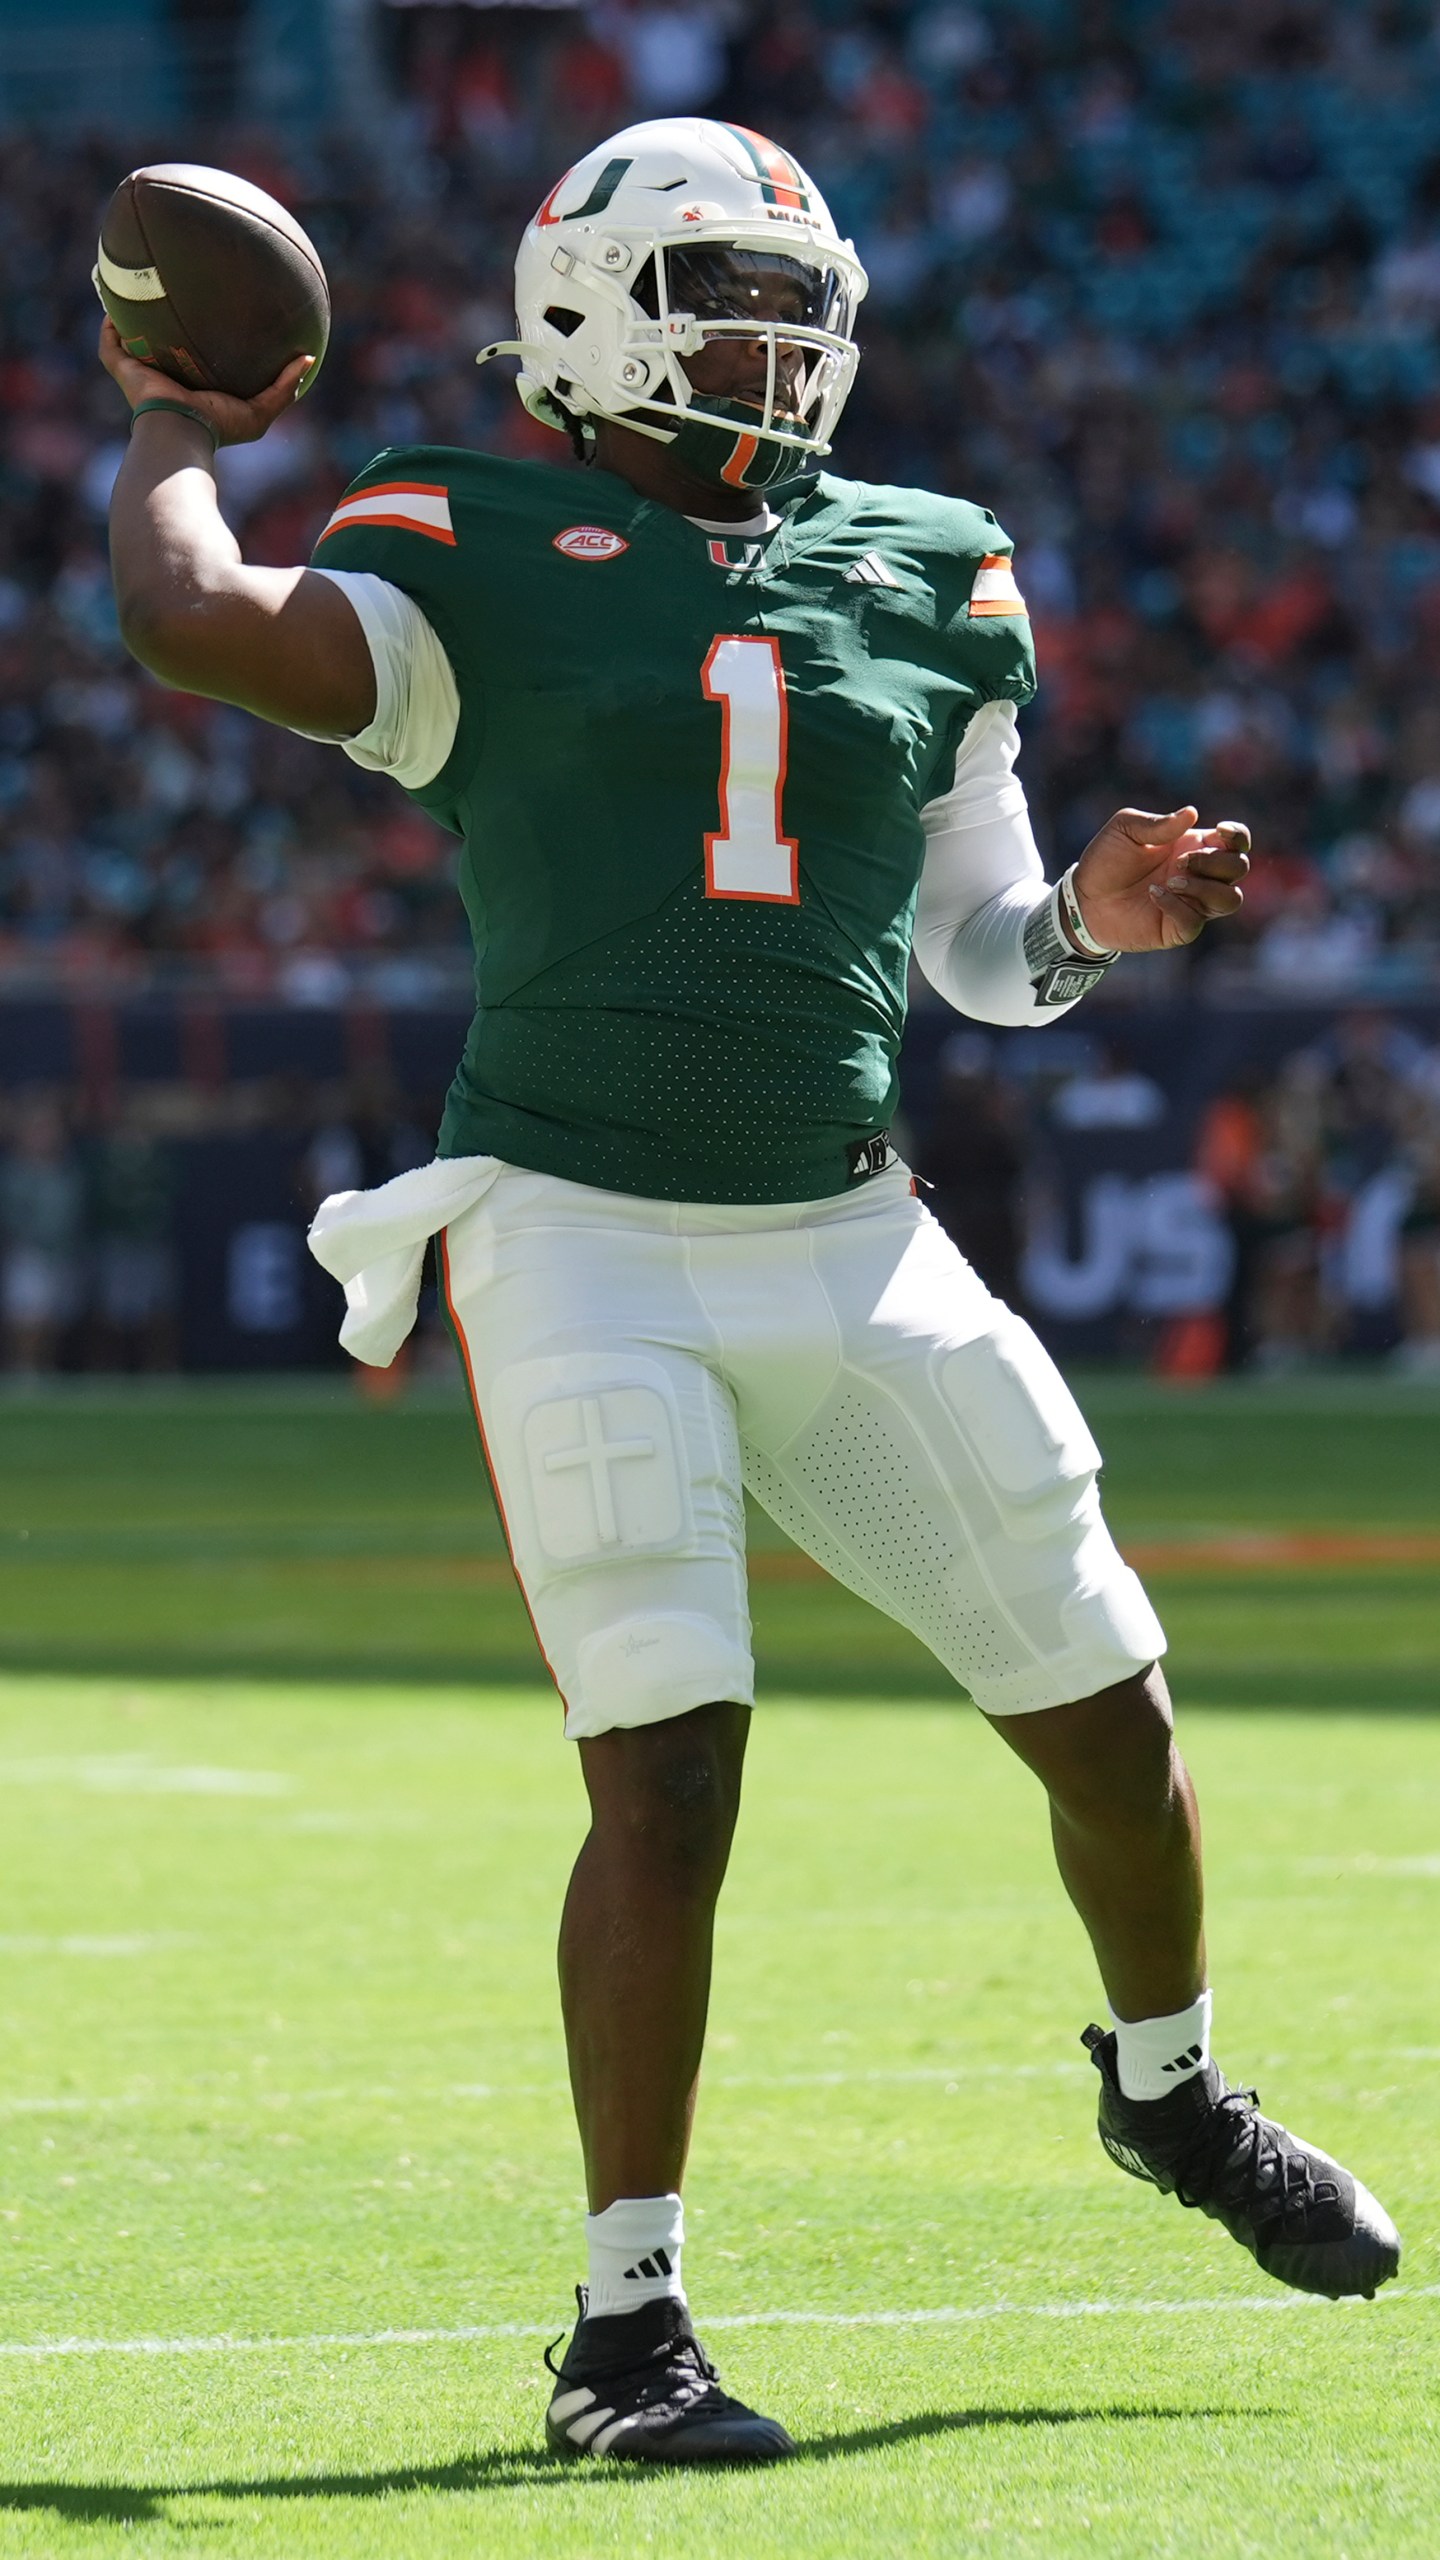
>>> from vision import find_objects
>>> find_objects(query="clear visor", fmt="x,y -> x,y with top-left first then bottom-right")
631,244 -> 859,447
655,245 -> 852,335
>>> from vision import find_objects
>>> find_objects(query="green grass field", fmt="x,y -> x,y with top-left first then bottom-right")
0,1375 -> 1436,2556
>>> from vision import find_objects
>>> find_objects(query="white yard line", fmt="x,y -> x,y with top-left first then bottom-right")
0,1758 -> 292,1796
0,2286 -> 1435,2362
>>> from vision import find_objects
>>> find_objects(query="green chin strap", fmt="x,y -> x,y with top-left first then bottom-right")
664,396 -> 810,493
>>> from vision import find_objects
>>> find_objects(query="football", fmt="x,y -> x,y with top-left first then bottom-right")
94,161 -> 329,401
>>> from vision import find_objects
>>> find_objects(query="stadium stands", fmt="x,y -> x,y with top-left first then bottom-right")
2,0 -> 1440,1369
6,2 -> 1440,999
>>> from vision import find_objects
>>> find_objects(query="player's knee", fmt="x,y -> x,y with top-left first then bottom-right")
585,1703 -> 747,1896
633,1756 -> 741,1896
1063,1666 -> 1181,1828
998,1663 -> 1179,1829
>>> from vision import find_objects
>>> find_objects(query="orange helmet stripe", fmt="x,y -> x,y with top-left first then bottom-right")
722,123 -> 810,213
532,167 -> 573,228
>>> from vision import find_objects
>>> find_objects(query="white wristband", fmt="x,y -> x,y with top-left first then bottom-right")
1059,864 -> 1119,960
1022,883 -> 1115,1006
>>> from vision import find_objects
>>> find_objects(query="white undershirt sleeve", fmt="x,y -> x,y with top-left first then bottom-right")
912,700 -> 1088,1025
300,568 -> 461,791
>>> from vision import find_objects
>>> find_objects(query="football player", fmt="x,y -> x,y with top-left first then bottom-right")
102,117 -> 1399,2466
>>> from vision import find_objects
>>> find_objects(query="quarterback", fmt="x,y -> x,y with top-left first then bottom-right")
103,118 -> 1398,2464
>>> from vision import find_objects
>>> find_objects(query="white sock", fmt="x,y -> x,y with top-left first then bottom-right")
1110,1990 -> 1213,2101
585,2193 -> 686,2320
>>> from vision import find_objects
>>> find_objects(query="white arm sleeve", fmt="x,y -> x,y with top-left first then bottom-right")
912,700 -> 1087,1025
300,568 -> 461,791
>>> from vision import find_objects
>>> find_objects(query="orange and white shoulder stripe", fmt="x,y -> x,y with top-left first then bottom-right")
315,482 -> 455,548
968,552 -> 1027,618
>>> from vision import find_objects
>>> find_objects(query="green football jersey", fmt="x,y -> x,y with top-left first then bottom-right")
312,448 -> 1035,1203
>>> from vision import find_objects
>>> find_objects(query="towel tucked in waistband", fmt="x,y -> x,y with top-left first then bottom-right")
306,1154 -> 502,1366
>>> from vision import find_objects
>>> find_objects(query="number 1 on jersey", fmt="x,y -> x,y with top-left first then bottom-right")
701,634 -> 800,904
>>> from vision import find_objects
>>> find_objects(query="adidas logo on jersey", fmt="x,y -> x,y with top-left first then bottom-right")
844,551 -> 903,588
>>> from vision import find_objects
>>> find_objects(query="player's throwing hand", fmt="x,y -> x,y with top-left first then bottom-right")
98,314 -> 310,448
1070,805 -> 1251,953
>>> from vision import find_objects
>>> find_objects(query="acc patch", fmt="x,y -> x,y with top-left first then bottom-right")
554,524 -> 629,562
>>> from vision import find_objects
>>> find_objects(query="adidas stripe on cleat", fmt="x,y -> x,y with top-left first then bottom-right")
1082,2024 -> 1401,2300
544,2289 -> 795,2466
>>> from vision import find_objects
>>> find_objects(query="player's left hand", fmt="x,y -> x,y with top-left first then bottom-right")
1071,807 -> 1251,953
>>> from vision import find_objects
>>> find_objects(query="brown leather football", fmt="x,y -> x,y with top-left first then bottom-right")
95,162 -> 329,401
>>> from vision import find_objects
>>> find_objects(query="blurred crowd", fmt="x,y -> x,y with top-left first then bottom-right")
10,1010 -> 1440,1376
0,1066 -> 439,1374
912,1007 -> 1440,1371
1195,1011 -> 1440,1372
6,1 -> 1440,991
0,1086 -> 181,1372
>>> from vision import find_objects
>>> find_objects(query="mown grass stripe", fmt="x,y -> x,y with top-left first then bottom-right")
0,2062 -> 1090,2117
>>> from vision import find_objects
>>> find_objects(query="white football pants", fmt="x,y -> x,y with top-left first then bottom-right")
439,1160 -> 1165,1739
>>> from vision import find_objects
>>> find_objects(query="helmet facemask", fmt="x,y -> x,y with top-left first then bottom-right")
488,119 -> 869,484
621,245 -> 860,491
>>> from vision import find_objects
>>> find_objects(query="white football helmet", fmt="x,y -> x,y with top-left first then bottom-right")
478,117 -> 868,491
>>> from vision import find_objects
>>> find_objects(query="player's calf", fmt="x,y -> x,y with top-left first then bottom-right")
990,1666 -> 1206,2024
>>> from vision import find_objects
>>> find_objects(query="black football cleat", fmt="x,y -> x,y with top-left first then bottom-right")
1082,2025 -> 1401,2300
544,2289 -> 795,2465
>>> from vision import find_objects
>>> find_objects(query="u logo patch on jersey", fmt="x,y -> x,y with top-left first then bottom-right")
554,524 -> 630,562
707,537 -> 764,573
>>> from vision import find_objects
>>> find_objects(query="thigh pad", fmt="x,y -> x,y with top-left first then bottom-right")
936,1313 -> 1102,1543
489,1354 -> 700,1572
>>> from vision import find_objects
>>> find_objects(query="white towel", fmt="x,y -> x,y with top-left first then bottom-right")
306,1154 -> 503,1366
